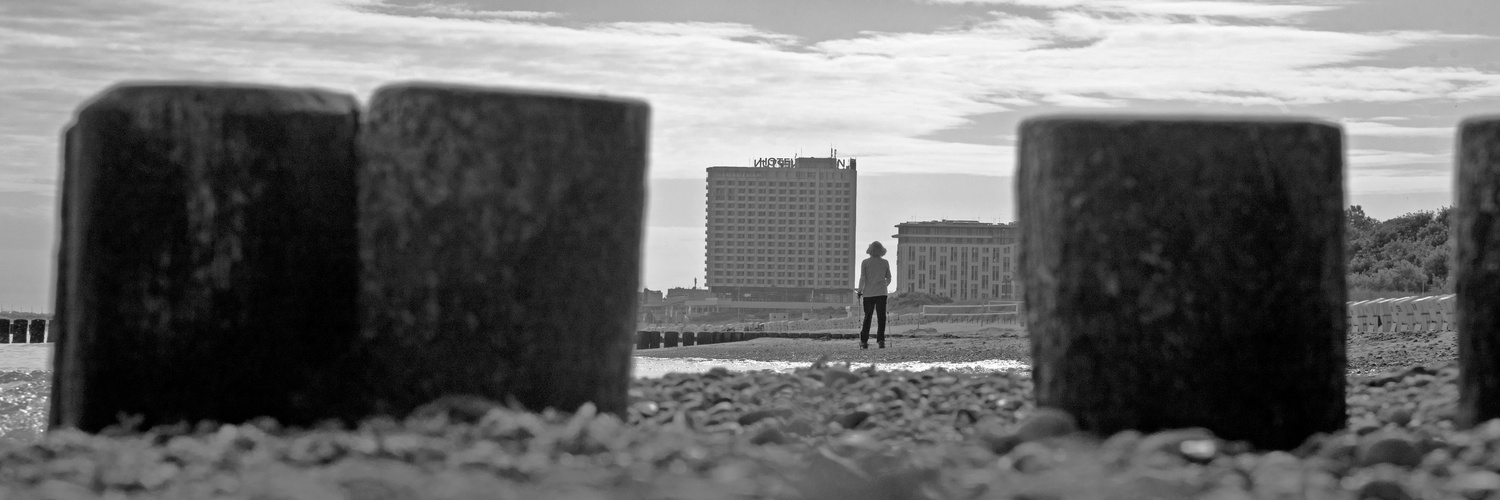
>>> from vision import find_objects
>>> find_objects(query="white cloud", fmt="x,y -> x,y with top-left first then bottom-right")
925,0 -> 1340,20
361,2 -> 561,20
1347,148 -> 1449,168
1,0 -> 1494,183
0,0 -> 1495,291
1342,120 -> 1453,138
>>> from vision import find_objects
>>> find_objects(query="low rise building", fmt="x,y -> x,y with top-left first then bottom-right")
891,220 -> 1020,301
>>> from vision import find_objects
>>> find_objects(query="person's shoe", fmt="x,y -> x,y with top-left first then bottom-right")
878,343 -> 886,349
861,343 -> 868,349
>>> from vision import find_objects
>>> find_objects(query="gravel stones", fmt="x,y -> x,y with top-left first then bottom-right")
1013,407 -> 1077,442
3,359 -> 1500,498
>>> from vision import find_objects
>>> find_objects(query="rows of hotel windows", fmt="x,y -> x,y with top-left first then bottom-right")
705,172 -> 855,289
899,244 -> 1016,300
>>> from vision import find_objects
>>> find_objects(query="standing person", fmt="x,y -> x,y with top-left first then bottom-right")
857,241 -> 892,349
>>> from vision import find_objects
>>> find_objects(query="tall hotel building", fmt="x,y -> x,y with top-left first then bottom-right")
705,156 -> 858,306
892,220 -> 1020,301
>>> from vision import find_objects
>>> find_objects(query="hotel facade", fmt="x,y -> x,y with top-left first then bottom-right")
704,156 -> 858,307
892,220 -> 1020,302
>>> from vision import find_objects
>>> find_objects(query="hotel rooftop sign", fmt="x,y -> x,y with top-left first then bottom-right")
751,157 -> 852,168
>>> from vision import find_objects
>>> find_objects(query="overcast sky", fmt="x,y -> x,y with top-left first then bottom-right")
3,0 -> 1499,308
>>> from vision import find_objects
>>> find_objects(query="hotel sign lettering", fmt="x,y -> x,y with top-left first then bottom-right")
752,157 -> 850,168
752,157 -> 795,168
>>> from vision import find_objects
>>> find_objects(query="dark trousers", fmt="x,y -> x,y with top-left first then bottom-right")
860,295 -> 887,346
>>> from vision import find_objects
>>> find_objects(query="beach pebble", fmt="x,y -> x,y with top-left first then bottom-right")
1451,471 -> 1500,498
1358,434 -> 1422,468
737,409 -> 789,427
749,427 -> 790,446
831,411 -> 871,430
1014,407 -> 1077,442
1135,428 -> 1218,463
1380,407 -> 1414,427
1357,479 -> 1413,500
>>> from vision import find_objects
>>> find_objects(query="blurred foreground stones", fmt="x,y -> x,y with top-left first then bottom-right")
0,360 -> 1486,499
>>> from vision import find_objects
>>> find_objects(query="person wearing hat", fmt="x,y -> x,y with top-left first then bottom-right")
856,241 -> 892,349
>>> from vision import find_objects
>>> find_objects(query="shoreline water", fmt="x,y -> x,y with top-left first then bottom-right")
631,356 -> 1029,378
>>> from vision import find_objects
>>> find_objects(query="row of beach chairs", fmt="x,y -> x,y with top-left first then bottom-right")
1347,295 -> 1456,333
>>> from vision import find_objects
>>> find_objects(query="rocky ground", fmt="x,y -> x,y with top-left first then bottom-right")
0,326 -> 1471,498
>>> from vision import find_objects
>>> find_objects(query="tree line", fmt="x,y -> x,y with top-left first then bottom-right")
1346,205 -> 1452,294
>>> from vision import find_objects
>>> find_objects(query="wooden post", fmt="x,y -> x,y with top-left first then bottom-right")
10,320 -> 26,344
1457,117 -> 1500,428
52,83 -> 363,432
0,319 -> 10,344
359,83 -> 648,417
682,331 -> 695,346
1018,116 -> 1346,450
664,331 -> 679,348
28,319 -> 45,343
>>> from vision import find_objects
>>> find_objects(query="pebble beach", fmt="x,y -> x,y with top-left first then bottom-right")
0,325 -> 1474,498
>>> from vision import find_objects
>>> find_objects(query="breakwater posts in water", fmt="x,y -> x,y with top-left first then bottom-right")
0,319 -> 49,344
52,82 -> 647,432
1019,116 -> 1347,451
627,331 -> 864,351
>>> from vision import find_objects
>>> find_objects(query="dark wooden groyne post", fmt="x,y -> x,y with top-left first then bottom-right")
1018,116 -> 1347,450
10,320 -> 26,344
1457,117 -> 1500,428
28,319 -> 45,343
0,319 -> 10,344
52,83 -> 363,432
359,83 -> 648,417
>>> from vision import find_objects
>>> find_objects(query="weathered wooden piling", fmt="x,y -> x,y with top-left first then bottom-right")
1018,116 -> 1347,450
359,83 -> 648,417
1457,117 -> 1500,428
0,319 -> 10,344
51,83 -> 363,432
682,331 -> 696,346
10,320 -> 26,344
27,320 -> 44,343
664,331 -> 679,348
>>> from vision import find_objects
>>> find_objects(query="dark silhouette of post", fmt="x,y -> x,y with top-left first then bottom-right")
1457,117 -> 1500,428
359,83 -> 648,417
0,319 -> 11,344
52,83 -> 363,432
10,320 -> 26,344
27,320 -> 43,343
1018,116 -> 1347,450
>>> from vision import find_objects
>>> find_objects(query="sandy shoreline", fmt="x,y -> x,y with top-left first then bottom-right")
0,323 -> 1454,377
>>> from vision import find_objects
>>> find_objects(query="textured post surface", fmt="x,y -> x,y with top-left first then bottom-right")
360,84 -> 648,417
0,319 -> 10,344
1457,117 -> 1500,428
10,320 -> 26,344
28,320 -> 44,343
53,83 -> 362,432
1018,116 -> 1346,450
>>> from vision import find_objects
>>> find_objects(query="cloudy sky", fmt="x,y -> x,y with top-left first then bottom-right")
3,0 -> 1498,308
